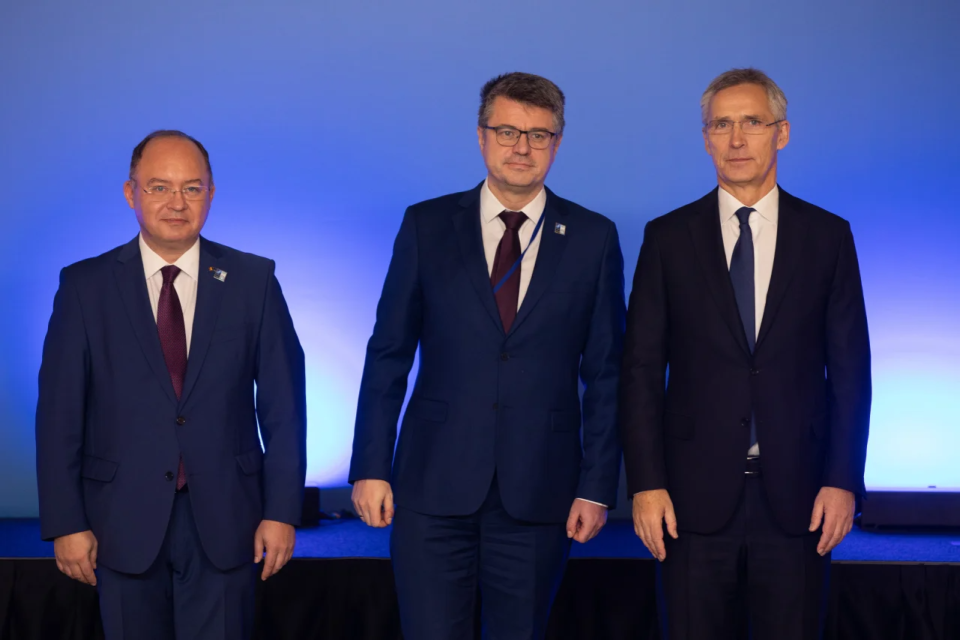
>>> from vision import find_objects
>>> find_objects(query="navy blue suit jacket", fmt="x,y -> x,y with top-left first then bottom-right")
620,188 -> 872,535
349,183 -> 625,522
36,236 -> 306,573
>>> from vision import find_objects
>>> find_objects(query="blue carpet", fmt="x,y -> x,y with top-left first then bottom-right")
4,519 -> 960,563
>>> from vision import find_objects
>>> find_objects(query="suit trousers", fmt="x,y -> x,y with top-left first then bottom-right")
391,474 -> 572,640
658,474 -> 829,640
96,492 -> 257,640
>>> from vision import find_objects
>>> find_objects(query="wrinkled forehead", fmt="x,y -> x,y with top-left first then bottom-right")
135,137 -> 210,181
707,84 -> 774,120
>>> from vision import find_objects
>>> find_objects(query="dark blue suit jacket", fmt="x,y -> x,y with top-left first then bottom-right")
36,236 -> 306,573
620,188 -> 872,535
349,183 -> 625,522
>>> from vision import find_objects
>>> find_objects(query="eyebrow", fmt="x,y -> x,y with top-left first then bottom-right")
489,124 -> 552,132
145,177 -> 204,185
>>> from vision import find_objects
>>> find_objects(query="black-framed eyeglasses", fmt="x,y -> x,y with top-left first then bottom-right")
135,180 -> 211,201
483,126 -> 557,149
704,119 -> 784,136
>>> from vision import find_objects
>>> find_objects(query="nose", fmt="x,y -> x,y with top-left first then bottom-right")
729,123 -> 746,148
167,190 -> 188,211
513,132 -> 531,154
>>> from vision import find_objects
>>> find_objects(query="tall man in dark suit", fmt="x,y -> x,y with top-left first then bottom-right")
350,72 -> 625,639
36,130 -> 307,639
620,68 -> 871,639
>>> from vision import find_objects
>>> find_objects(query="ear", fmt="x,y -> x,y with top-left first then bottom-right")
208,183 -> 216,204
477,126 -> 486,153
703,128 -> 711,155
552,133 -> 563,154
775,120 -> 791,150
123,180 -> 136,209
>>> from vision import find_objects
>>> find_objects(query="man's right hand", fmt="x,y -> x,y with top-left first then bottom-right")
632,489 -> 678,561
54,530 -> 98,586
351,479 -> 394,528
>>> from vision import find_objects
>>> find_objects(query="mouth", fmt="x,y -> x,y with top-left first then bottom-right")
727,158 -> 751,164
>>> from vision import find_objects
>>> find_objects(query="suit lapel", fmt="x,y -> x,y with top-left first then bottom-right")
113,237 -> 179,406
508,189 -> 568,336
686,189 -> 752,358
756,188 -> 807,349
178,237 -> 227,408
453,184 -> 506,335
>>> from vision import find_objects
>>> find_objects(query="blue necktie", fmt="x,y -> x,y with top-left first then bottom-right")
729,207 -> 757,447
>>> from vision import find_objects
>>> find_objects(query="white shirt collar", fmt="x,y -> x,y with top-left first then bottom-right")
480,179 -> 547,224
138,234 -> 201,282
718,185 -> 780,225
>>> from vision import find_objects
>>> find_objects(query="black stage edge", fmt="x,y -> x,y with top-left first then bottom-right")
861,490 -> 960,528
2,557 -> 959,639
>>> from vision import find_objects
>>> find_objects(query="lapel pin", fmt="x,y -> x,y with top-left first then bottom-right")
209,267 -> 227,282
554,223 -> 566,236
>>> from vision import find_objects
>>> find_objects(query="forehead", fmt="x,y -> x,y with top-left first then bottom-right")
488,96 -> 555,129
708,83 -> 773,119
135,137 -> 208,179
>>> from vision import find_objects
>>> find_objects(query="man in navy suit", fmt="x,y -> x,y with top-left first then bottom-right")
36,130 -> 307,639
620,68 -> 871,639
350,72 -> 625,639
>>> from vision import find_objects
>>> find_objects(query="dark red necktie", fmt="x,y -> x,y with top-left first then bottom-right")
157,265 -> 188,490
490,210 -> 528,333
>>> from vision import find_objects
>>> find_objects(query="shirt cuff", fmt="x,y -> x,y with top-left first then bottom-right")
576,498 -> 608,508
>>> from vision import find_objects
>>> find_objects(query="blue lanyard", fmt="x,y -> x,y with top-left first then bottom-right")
492,211 -> 545,295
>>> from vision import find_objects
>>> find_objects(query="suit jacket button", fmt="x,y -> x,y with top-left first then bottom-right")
492,403 -> 499,410
750,369 -> 760,376
741,419 -> 750,428
500,353 -> 509,361
176,416 -> 186,425
165,471 -> 175,481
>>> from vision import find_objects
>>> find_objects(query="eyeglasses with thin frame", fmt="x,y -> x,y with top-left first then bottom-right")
483,125 -> 557,150
704,118 -> 784,136
135,181 -> 211,201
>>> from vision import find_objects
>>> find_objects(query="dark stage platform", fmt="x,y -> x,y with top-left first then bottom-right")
1,519 -> 959,639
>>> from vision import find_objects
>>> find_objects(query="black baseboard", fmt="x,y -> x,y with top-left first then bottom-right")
860,489 -> 960,528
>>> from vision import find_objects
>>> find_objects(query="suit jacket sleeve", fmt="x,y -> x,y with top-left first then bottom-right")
619,221 -> 669,496
576,221 -> 626,507
36,269 -> 91,540
349,207 -> 422,483
254,262 -> 307,525
823,223 -> 871,496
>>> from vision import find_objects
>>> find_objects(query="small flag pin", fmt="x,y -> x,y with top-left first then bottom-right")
209,267 -> 227,282
554,223 -> 566,235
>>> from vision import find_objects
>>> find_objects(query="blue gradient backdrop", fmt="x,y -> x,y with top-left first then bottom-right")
1,0 -> 958,516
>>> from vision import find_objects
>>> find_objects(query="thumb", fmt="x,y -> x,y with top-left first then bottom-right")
384,492 -> 395,525
664,505 -> 679,540
254,527 -> 265,563
809,496 -> 825,532
566,506 -> 580,539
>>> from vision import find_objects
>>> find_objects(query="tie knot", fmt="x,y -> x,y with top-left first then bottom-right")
735,207 -> 755,226
499,210 -> 528,231
161,265 -> 181,285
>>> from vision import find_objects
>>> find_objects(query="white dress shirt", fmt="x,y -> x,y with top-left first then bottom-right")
718,185 -> 779,456
480,179 -> 546,309
480,180 -> 605,509
139,234 -> 200,356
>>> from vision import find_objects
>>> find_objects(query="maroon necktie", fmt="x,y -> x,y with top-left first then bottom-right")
157,265 -> 188,490
490,211 -> 528,333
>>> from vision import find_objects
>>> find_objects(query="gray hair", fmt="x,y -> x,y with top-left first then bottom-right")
700,68 -> 788,125
478,72 -> 566,135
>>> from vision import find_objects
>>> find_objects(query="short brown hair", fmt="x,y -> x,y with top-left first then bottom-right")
478,72 -> 566,135
129,130 -> 213,183
700,68 -> 788,125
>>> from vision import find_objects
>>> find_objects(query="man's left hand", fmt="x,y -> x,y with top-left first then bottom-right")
566,499 -> 608,544
254,520 -> 296,580
809,486 -> 855,556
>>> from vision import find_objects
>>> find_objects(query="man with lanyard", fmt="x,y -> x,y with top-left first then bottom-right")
349,72 -> 625,639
